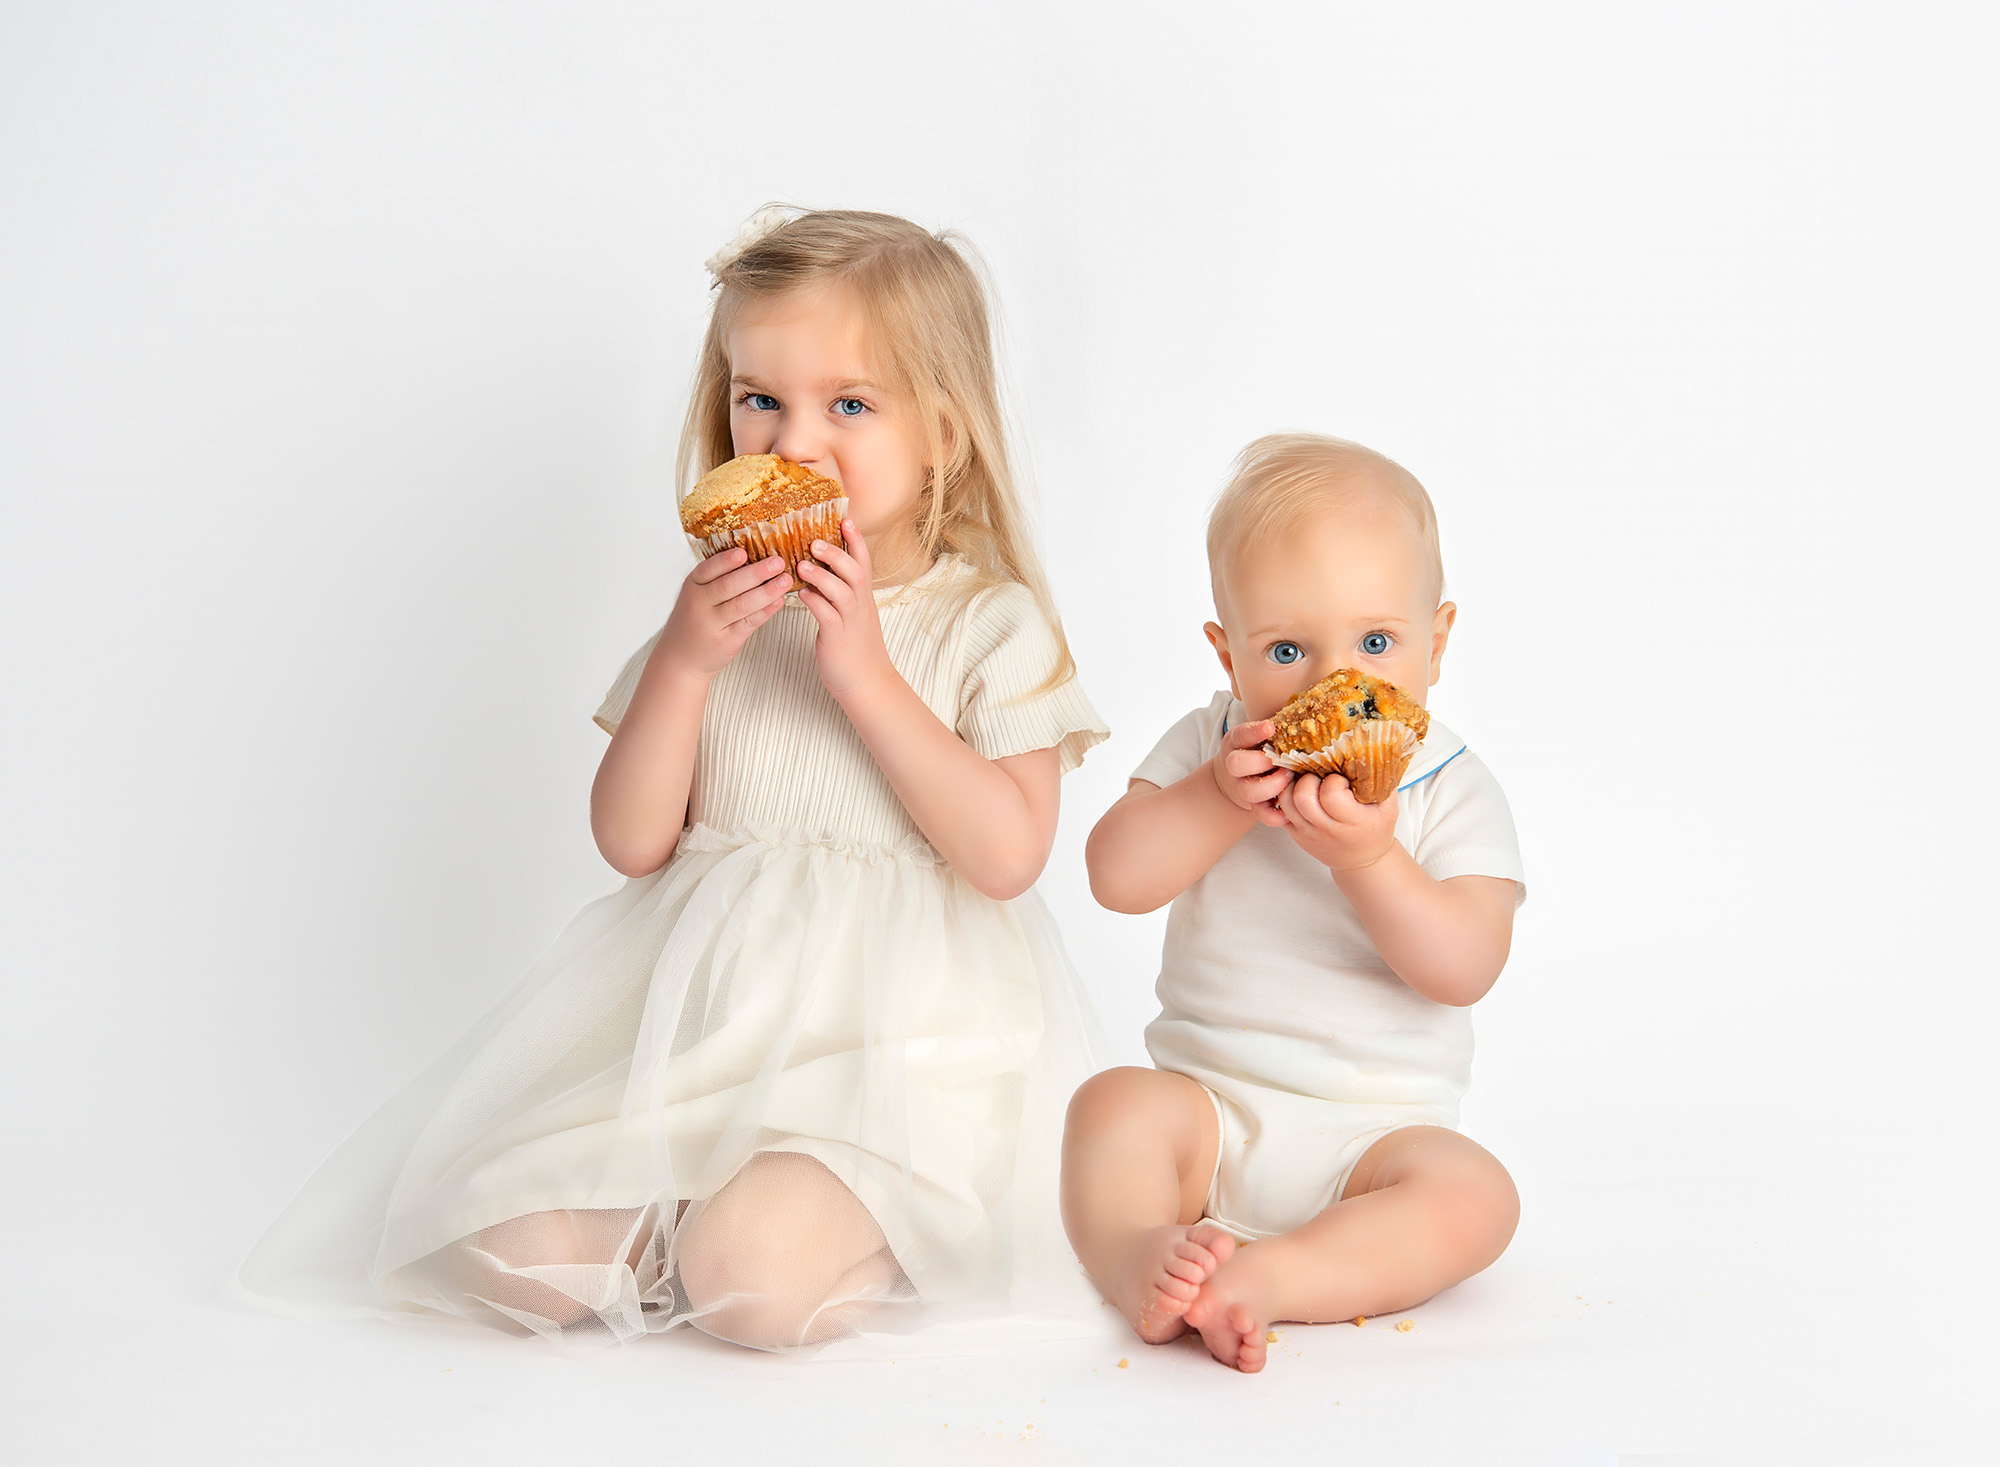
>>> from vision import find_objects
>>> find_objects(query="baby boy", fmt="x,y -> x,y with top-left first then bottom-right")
1062,433 -> 1526,1373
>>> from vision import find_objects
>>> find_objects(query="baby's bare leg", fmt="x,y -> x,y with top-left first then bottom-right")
1061,1067 -> 1236,1344
1183,1126 -> 1519,1372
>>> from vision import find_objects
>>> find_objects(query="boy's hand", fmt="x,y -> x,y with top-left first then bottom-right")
1211,719 -> 1292,827
658,546 -> 790,678
1278,771 -> 1399,871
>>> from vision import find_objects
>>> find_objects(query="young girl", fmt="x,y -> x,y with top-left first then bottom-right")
235,208 -> 1111,1355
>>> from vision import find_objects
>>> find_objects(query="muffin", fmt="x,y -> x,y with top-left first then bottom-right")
1265,668 -> 1431,803
679,454 -> 848,585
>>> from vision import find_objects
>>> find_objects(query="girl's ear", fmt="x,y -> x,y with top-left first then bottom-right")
1429,601 -> 1457,687
1203,622 -> 1242,701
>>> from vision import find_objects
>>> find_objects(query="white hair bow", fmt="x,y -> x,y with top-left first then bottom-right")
703,204 -> 797,278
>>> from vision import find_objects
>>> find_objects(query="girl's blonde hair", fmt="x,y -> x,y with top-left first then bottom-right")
679,208 -> 1074,686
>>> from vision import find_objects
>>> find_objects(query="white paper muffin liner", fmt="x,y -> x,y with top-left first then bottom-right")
1265,719 -> 1423,804
689,497 -> 849,585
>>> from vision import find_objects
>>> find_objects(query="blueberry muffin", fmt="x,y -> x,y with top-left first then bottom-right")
1265,669 -> 1431,804
679,454 -> 848,585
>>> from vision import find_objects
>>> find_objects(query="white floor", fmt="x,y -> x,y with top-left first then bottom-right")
8,1069 -> 1988,1466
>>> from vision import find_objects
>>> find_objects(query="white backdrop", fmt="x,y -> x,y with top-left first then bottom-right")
3,4 -> 1995,1463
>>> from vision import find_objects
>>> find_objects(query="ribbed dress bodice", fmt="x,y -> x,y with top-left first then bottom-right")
594,556 -> 1107,853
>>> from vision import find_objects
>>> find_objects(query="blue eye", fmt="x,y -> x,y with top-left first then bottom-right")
1360,632 -> 1392,656
1267,641 -> 1304,665
832,397 -> 867,417
740,392 -> 778,412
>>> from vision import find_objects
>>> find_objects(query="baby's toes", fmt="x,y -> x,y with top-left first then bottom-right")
1183,1283 -> 1219,1330
1186,1224 -> 1237,1267
1172,1236 -> 1220,1271
1153,1272 -> 1198,1303
1231,1312 -> 1267,1373
1164,1251 -> 1210,1285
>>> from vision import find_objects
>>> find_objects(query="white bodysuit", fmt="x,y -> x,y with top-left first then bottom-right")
1133,692 -> 1526,1241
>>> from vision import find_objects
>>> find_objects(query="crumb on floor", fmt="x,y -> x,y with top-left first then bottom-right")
1117,1358 -> 1129,1369
1395,1319 -> 1414,1333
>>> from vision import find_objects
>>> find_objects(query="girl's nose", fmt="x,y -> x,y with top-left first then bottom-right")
770,417 -> 826,471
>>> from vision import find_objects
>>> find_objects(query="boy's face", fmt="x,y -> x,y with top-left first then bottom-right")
1206,499 -> 1456,722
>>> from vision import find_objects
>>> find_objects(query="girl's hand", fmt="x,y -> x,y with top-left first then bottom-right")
658,546 -> 790,678
1277,771 -> 1400,871
796,519 -> 897,704
1210,719 -> 1292,827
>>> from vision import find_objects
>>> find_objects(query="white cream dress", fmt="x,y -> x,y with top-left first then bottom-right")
234,556 -> 1112,1355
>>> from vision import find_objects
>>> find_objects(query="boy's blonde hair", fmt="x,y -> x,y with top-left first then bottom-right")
1206,433 -> 1445,607
681,208 -> 1073,685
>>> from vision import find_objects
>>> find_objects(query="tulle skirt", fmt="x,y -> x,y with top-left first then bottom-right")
233,823 -> 1110,1357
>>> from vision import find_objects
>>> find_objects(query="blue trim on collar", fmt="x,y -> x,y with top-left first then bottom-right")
1400,743 -> 1465,791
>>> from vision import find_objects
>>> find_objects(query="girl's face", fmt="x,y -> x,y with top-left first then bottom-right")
726,286 -> 930,581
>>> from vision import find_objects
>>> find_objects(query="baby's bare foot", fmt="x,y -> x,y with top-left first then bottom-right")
1103,1224 -> 1236,1344
1184,1244 -> 1286,1373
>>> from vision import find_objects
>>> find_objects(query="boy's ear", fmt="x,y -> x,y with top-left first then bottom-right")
1429,601 -> 1457,687
1203,622 -> 1241,701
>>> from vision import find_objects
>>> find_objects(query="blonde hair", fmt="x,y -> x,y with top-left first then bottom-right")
680,208 -> 1074,686
1206,433 -> 1445,607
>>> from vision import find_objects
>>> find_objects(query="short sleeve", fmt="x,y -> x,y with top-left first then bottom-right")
592,628 -> 663,736
1130,692 -> 1231,790
954,583 -> 1109,775
1411,751 -> 1528,905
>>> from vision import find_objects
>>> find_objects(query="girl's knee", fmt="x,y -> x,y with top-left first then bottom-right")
677,1206 -> 801,1299
676,1214 -> 852,1349
675,1158 -> 890,1349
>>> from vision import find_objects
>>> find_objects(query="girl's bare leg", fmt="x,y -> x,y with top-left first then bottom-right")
1060,1066 -> 1238,1344
456,1206 -> 654,1333
674,1151 -> 901,1350
1183,1125 -> 1520,1372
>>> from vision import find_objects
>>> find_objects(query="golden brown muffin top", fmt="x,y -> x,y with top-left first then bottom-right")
1268,668 -> 1431,753
679,454 -> 845,538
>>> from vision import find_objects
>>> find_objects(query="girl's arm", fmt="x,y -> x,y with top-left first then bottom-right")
793,523 -> 1057,900
591,547 -> 789,877
836,676 -> 1060,901
1082,717 -> 1289,914
1276,772 -> 1515,1006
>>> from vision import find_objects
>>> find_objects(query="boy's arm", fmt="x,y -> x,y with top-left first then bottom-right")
1086,718 -> 1290,914
1334,856 -> 1516,1006
1277,772 -> 1515,1006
